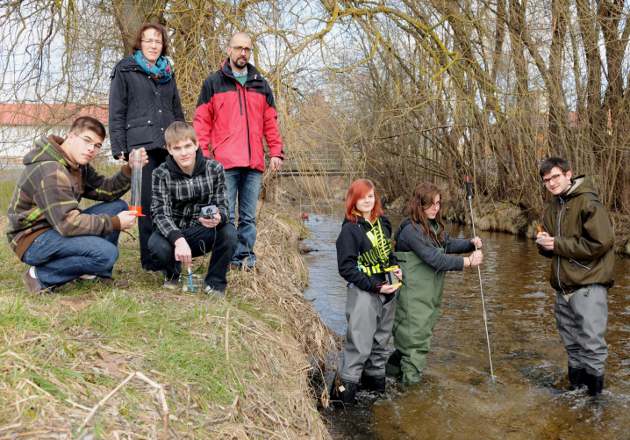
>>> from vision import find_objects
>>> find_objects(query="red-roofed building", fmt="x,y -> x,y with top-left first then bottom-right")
0,103 -> 109,167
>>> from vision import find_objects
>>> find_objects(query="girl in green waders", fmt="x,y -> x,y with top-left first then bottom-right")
331,179 -> 402,405
388,182 -> 483,386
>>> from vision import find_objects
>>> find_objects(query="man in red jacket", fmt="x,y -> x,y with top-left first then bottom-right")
193,32 -> 284,269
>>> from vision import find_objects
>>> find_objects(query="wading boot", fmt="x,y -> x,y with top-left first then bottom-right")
330,379 -> 358,406
360,372 -> 386,394
584,373 -> 604,397
568,366 -> 585,391
401,374 -> 422,390
385,349 -> 402,379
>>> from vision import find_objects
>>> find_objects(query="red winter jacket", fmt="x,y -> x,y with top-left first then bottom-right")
193,61 -> 284,172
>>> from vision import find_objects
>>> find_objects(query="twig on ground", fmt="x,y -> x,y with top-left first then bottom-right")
76,371 -> 169,437
0,423 -> 21,433
224,308 -> 231,363
77,372 -> 135,435
135,371 -> 170,433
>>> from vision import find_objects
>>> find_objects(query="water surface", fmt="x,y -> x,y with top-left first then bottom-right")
302,214 -> 630,440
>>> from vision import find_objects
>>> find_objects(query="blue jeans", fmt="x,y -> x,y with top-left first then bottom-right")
22,200 -> 128,288
224,168 -> 262,266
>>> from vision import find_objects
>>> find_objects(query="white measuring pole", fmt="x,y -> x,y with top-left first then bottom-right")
465,177 -> 495,382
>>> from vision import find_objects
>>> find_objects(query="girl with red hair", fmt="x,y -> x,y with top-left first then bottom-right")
332,179 -> 402,404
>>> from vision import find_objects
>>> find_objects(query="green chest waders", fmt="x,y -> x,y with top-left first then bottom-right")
393,251 -> 446,385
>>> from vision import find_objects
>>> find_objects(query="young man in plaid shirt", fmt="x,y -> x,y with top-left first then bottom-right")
7,116 -> 143,293
149,121 -> 236,295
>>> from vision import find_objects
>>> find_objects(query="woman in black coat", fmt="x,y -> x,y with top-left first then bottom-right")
109,23 -> 185,272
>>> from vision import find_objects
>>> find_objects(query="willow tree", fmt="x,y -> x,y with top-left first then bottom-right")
1,0 -> 627,218
309,0 -> 629,219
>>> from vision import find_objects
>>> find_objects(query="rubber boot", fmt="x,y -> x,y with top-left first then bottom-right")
360,372 -> 386,393
568,366 -> 585,391
385,349 -> 402,379
584,373 -> 604,397
330,378 -> 358,406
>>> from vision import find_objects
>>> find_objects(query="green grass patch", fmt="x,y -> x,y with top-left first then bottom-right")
28,371 -> 68,400
67,291 -> 246,405
233,298 -> 278,327
68,292 -> 148,339
149,331 -> 238,404
0,178 -> 17,214
0,296 -> 50,332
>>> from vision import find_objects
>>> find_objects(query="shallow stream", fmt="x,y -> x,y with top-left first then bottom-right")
301,213 -> 630,440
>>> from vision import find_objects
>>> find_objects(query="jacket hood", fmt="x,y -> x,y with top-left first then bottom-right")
341,215 -> 371,228
165,148 -> 206,177
562,175 -> 599,200
115,55 -> 141,72
342,215 -> 389,233
24,135 -> 74,168
395,218 -> 413,241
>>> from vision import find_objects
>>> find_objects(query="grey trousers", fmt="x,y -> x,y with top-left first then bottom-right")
339,284 -> 396,384
555,284 -> 608,376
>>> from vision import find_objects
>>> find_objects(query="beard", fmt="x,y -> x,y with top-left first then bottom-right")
234,56 -> 248,68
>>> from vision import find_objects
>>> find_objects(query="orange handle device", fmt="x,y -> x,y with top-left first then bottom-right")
130,205 -> 145,217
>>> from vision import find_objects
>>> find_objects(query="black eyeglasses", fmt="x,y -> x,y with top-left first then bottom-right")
542,173 -> 563,185
231,46 -> 252,54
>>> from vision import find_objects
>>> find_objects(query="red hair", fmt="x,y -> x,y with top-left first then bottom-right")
344,179 -> 384,223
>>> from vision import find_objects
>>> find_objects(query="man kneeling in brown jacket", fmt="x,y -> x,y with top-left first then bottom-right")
6,116 -> 147,293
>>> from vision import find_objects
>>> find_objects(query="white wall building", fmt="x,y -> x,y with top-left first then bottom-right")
0,103 -> 110,168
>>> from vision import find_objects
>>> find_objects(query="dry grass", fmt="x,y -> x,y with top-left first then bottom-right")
611,212 -> 630,257
0,203 -> 338,439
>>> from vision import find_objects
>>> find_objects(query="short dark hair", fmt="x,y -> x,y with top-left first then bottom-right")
69,116 -> 106,140
539,157 -> 571,179
133,23 -> 169,57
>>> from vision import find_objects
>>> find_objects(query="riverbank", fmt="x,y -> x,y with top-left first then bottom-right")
0,204 -> 338,438
291,178 -> 630,258
443,200 -> 630,257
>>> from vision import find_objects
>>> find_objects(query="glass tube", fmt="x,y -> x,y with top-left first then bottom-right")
129,149 -> 144,216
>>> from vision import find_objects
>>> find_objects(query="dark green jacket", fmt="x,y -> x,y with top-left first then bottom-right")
7,135 -> 131,259
540,176 -> 614,292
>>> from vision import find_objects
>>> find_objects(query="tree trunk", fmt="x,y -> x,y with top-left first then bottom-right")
112,0 -> 166,55
548,0 -> 568,154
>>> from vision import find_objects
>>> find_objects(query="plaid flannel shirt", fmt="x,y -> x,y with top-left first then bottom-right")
7,135 -> 131,258
151,152 -> 228,244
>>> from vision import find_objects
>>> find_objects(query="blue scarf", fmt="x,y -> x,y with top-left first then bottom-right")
133,50 -> 173,84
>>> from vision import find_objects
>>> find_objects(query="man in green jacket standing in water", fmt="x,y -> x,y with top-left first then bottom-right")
536,157 -> 614,397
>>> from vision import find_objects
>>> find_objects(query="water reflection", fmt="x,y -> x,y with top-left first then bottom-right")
302,214 -> 630,440
302,213 -> 348,335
